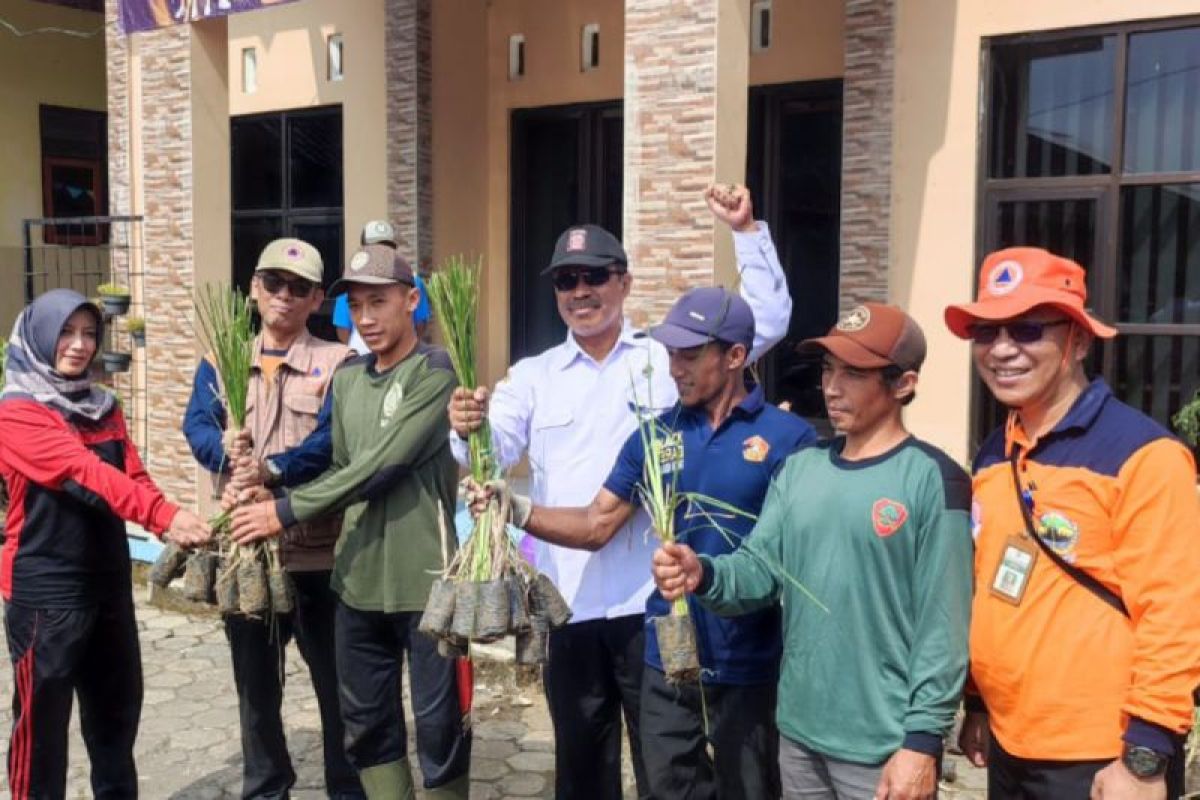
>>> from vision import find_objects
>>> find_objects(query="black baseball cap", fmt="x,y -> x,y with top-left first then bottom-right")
649,287 -> 755,350
542,224 -> 628,274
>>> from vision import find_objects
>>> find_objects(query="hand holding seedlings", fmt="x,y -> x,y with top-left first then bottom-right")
223,483 -> 273,511
705,183 -> 759,233
165,508 -> 213,548
229,452 -> 267,492
652,542 -> 703,601
230,500 -> 284,544
227,428 -> 253,460
448,385 -> 490,438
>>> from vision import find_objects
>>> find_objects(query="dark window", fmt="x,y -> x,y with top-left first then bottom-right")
509,102 -> 622,361
39,105 -> 108,244
746,81 -> 843,424
231,106 -> 343,335
979,19 -> 1200,454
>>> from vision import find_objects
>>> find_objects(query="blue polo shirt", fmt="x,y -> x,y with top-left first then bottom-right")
604,385 -> 817,685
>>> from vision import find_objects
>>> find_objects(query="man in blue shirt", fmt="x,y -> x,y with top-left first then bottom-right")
482,287 -> 816,799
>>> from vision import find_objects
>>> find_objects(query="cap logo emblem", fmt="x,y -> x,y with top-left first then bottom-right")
285,246 -> 302,260
350,252 -> 370,272
688,311 -> 706,322
836,306 -> 871,332
567,229 -> 587,252
987,260 -> 1024,296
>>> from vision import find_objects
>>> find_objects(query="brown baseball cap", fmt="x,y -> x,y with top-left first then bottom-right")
798,303 -> 927,372
328,244 -> 415,296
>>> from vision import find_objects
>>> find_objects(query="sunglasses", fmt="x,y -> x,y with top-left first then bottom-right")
967,319 -> 1069,345
551,267 -> 621,292
259,272 -> 316,298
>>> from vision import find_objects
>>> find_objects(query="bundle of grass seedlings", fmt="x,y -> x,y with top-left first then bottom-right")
417,256 -> 571,664
150,286 -> 290,617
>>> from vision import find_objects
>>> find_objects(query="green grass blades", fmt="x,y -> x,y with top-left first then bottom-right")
427,255 -> 496,482
193,284 -> 255,430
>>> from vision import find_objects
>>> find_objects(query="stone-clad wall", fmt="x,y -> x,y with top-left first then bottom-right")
840,0 -> 894,307
386,0 -> 434,270
106,2 -> 203,506
622,0 -> 747,329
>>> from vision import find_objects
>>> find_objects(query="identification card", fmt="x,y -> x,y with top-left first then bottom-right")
989,535 -> 1038,605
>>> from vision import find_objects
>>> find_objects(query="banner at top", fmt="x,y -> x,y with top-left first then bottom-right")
119,0 -> 300,34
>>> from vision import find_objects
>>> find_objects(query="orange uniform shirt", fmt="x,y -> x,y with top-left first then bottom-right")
969,379 -> 1200,760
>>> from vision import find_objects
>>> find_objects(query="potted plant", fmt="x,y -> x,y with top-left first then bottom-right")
125,316 -> 146,346
96,283 -> 132,316
101,351 -> 132,373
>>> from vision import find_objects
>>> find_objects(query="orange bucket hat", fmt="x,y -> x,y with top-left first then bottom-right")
944,247 -> 1117,340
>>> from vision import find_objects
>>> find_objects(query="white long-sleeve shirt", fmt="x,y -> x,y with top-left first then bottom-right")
451,223 -> 792,623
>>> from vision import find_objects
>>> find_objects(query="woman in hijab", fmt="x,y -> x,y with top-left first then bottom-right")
0,289 -> 210,799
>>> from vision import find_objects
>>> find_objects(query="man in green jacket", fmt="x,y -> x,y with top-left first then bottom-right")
651,304 -> 973,800
230,244 -> 470,800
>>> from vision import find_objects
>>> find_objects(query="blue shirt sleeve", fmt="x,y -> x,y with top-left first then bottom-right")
271,386 -> 335,486
332,294 -> 352,330
602,427 -> 646,503
182,359 -> 230,474
413,274 -> 432,325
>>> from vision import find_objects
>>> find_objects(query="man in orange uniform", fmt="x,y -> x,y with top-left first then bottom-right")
947,247 -> 1200,799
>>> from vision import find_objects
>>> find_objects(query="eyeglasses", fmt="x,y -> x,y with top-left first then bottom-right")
967,320 -> 1069,345
259,272 -> 316,298
551,267 -> 621,292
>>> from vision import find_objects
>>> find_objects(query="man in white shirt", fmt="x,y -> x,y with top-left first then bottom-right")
448,186 -> 791,800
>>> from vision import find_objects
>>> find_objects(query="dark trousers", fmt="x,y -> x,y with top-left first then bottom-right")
639,665 -> 781,800
333,601 -> 471,789
4,596 -> 142,800
224,570 -> 363,799
543,614 -> 649,800
989,738 -> 1185,799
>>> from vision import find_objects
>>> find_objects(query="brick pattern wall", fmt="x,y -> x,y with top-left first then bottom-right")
840,0 -> 894,307
106,1 -> 202,506
622,0 -> 724,329
385,0 -> 433,270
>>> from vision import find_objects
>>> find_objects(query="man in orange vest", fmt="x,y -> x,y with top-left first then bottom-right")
946,247 -> 1200,800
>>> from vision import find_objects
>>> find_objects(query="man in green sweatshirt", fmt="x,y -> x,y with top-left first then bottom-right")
230,244 -> 470,800
651,303 -> 973,800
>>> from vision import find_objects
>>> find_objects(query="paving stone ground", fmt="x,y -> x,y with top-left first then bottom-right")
0,587 -> 986,799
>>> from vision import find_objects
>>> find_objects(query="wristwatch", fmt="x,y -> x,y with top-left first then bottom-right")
262,458 -> 284,489
1122,744 -> 1168,779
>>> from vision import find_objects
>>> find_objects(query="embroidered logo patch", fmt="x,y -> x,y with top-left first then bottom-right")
742,435 -> 770,463
380,381 -> 404,427
654,432 -> 684,474
350,251 -> 370,272
970,499 -> 983,541
836,305 -> 871,332
567,228 -> 588,252
871,498 -> 909,537
1038,511 -> 1080,563
285,245 -> 303,260
987,260 -> 1024,296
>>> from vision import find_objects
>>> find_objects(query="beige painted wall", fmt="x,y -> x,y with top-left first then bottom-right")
748,0 -> 843,86
892,0 -> 1200,463
435,0 -> 844,385
227,0 -> 388,269
0,0 -> 106,332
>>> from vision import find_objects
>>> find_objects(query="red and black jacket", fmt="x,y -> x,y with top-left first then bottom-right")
0,398 -> 178,608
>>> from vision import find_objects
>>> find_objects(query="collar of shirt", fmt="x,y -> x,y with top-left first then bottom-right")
252,330 -> 317,376
554,319 -> 645,371
1004,377 -> 1113,457
674,383 -> 767,433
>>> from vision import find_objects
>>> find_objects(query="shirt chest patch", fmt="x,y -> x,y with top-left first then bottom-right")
380,381 -> 404,427
1037,510 -> 1080,563
871,498 -> 909,537
742,435 -> 770,463
654,432 -> 685,474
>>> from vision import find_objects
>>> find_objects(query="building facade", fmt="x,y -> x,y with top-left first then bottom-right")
2,0 -> 1197,507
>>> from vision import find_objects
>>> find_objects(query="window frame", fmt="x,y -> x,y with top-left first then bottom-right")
975,16 -> 1200,450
